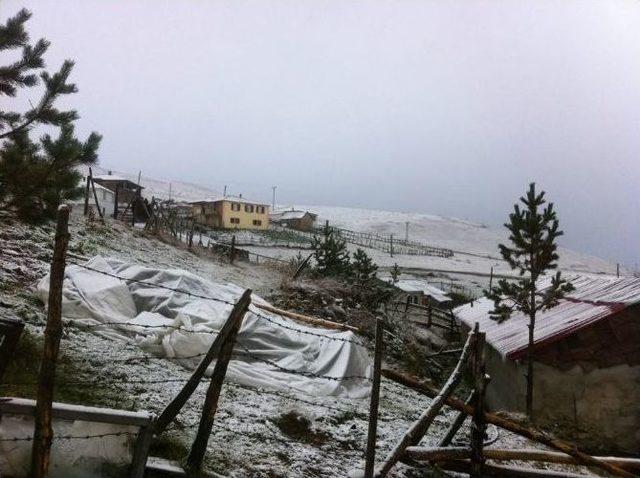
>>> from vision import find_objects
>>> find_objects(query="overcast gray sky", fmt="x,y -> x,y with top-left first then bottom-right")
5,0 -> 640,266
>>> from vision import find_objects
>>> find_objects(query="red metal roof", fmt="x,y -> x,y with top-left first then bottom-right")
455,274 -> 640,360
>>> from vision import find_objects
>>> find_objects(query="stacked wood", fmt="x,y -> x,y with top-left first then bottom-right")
404,447 -> 640,472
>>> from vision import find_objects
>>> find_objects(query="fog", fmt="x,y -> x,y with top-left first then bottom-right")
5,0 -> 640,266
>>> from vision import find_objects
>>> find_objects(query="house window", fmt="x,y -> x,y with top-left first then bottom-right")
231,203 -> 240,211
245,204 -> 254,213
230,217 -> 240,224
257,206 -> 265,214
253,220 -> 262,226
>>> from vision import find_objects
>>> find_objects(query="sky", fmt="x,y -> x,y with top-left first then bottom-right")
4,0 -> 640,267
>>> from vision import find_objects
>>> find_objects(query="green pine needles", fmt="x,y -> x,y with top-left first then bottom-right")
311,223 -> 352,277
485,182 -> 573,419
0,9 -> 101,221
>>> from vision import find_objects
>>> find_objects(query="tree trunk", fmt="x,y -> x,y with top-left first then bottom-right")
526,312 -> 535,420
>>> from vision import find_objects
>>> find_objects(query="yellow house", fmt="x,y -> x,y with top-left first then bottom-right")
191,196 -> 270,230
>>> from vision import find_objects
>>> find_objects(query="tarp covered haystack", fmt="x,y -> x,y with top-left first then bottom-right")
36,256 -> 371,398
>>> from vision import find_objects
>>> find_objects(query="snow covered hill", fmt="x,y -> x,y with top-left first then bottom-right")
293,205 -> 620,276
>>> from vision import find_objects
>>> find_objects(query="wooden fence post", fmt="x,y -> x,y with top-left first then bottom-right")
154,290 -> 252,434
30,205 -> 70,478
364,318 -> 384,478
185,290 -> 252,476
83,175 -> 90,216
113,186 -> 119,219
230,235 -> 236,264
377,331 -> 476,476
390,234 -> 394,258
0,317 -> 25,382
438,390 -> 475,447
88,168 -> 104,220
470,323 -> 487,478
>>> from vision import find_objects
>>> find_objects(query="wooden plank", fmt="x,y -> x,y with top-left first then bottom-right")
154,290 -> 253,434
439,459 -> 597,478
376,330 -> 476,476
30,205 -> 70,478
0,397 -> 153,427
404,447 -> 640,472
130,422 -> 155,478
254,303 -> 359,332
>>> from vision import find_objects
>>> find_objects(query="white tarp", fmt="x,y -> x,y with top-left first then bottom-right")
36,256 -> 371,398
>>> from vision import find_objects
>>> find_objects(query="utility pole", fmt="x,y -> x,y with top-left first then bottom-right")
168,183 -> 172,201
405,221 -> 409,242
272,186 -> 277,210
223,185 -> 227,197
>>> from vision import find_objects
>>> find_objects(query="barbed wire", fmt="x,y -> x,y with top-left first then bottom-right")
62,259 -> 372,350
0,430 -> 136,443
66,260 -> 237,307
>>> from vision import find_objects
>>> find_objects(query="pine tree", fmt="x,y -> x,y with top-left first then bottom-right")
485,183 -> 573,420
0,9 -> 78,139
352,248 -> 378,286
311,223 -> 351,277
0,9 -> 101,221
0,124 -> 101,220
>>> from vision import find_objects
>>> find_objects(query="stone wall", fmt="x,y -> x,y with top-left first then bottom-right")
483,343 -> 640,453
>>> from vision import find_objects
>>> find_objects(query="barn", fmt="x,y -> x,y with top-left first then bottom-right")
270,209 -> 318,232
455,274 -> 640,453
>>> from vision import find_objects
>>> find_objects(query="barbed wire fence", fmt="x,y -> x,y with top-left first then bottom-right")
3,209 -> 555,478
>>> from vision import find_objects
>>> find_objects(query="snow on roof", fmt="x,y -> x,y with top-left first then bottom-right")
270,210 -> 317,221
190,195 -> 269,206
455,274 -> 640,360
389,279 -> 451,303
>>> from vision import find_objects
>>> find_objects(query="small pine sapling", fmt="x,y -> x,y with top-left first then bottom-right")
485,183 -> 573,420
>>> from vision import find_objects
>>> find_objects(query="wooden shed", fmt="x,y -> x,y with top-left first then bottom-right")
455,274 -> 640,453
270,209 -> 318,232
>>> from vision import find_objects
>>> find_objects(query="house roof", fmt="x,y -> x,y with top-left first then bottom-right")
455,274 -> 640,360
92,175 -> 144,189
387,279 -> 451,303
67,183 -> 114,204
190,196 -> 270,207
270,210 -> 318,221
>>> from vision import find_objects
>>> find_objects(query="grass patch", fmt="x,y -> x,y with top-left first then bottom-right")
0,330 -> 123,408
150,434 -> 189,462
271,411 -> 330,446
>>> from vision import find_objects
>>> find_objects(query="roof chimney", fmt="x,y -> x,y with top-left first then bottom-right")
108,170 -> 112,175
239,193 -> 242,198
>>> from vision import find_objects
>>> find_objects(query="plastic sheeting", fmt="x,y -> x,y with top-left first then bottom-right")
36,256 -> 371,398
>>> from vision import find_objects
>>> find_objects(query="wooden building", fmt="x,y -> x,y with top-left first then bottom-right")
191,196 -> 269,230
456,274 -> 640,453
92,174 -> 145,220
269,209 -> 318,232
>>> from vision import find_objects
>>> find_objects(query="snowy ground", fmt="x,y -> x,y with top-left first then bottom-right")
0,211 -> 612,477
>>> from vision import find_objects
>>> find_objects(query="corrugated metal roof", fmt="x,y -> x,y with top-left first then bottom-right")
455,274 -> 640,360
